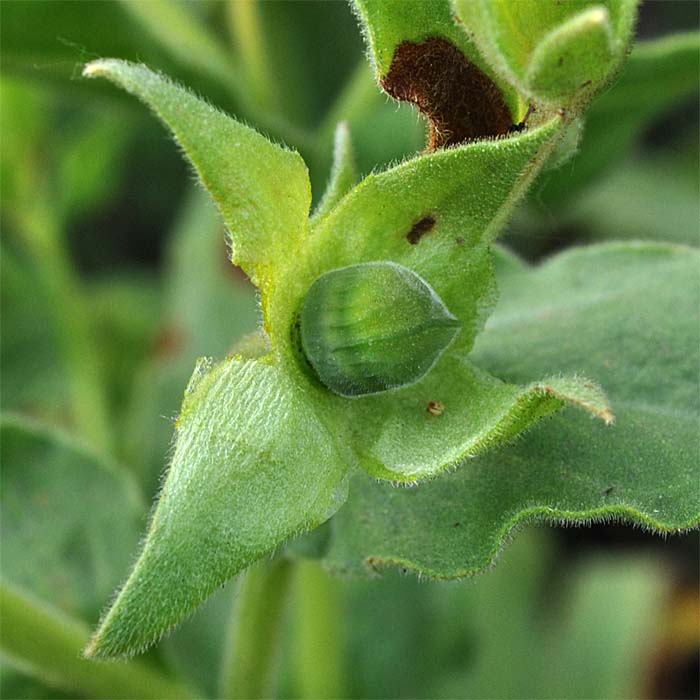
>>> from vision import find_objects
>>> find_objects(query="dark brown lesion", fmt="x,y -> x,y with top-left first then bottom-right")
381,37 -> 512,150
406,215 -> 436,244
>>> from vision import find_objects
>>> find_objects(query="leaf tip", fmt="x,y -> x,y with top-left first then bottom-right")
82,59 -> 113,79
82,631 -> 109,660
601,408 -> 616,426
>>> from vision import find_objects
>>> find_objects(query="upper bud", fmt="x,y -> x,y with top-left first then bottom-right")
453,0 -> 638,107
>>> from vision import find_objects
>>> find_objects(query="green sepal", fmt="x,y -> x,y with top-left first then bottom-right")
83,59 -> 311,297
287,118 -> 565,363
85,357 -> 350,658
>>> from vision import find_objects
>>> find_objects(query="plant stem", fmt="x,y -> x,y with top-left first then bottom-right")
226,0 -> 278,114
218,558 -> 294,699
291,560 -> 345,699
0,582 -> 194,699
15,196 -> 113,456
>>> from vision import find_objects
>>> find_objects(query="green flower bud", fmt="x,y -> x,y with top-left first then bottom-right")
297,261 -> 460,398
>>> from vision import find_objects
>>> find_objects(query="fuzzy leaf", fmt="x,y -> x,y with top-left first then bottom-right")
278,119 -> 610,481
524,6 -> 616,101
453,0 -> 638,105
83,59 -> 311,295
324,243 -> 700,575
344,359 -> 611,482
85,357 -> 350,658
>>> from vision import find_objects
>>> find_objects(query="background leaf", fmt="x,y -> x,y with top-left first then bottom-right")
0,415 -> 143,621
323,242 -> 699,576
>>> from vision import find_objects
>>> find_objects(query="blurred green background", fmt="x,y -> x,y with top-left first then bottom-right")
1,1 -> 698,698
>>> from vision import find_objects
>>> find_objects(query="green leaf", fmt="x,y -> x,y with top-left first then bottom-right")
353,0 -> 519,146
0,415 -> 143,621
453,0 -> 638,106
345,360 -> 611,482
85,357 -> 350,658
524,6 -> 616,101
323,243 -> 699,576
284,119 -> 610,481
83,59 -> 311,295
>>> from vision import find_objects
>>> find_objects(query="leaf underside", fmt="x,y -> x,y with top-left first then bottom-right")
323,243 -> 700,577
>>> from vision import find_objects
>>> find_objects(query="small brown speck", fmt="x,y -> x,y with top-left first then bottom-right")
455,237 -> 465,246
427,400 -> 445,416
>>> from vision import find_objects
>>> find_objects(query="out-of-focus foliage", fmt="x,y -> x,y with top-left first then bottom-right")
1,0 -> 698,697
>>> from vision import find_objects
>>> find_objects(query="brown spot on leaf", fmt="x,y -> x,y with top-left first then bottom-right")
406,215 -> 436,244
427,400 -> 445,416
382,37 -> 512,150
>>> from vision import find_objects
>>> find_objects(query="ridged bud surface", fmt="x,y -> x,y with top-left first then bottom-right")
299,262 -> 460,397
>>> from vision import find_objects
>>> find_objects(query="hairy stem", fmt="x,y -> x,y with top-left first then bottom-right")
218,559 -> 294,699
0,582 -> 194,699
